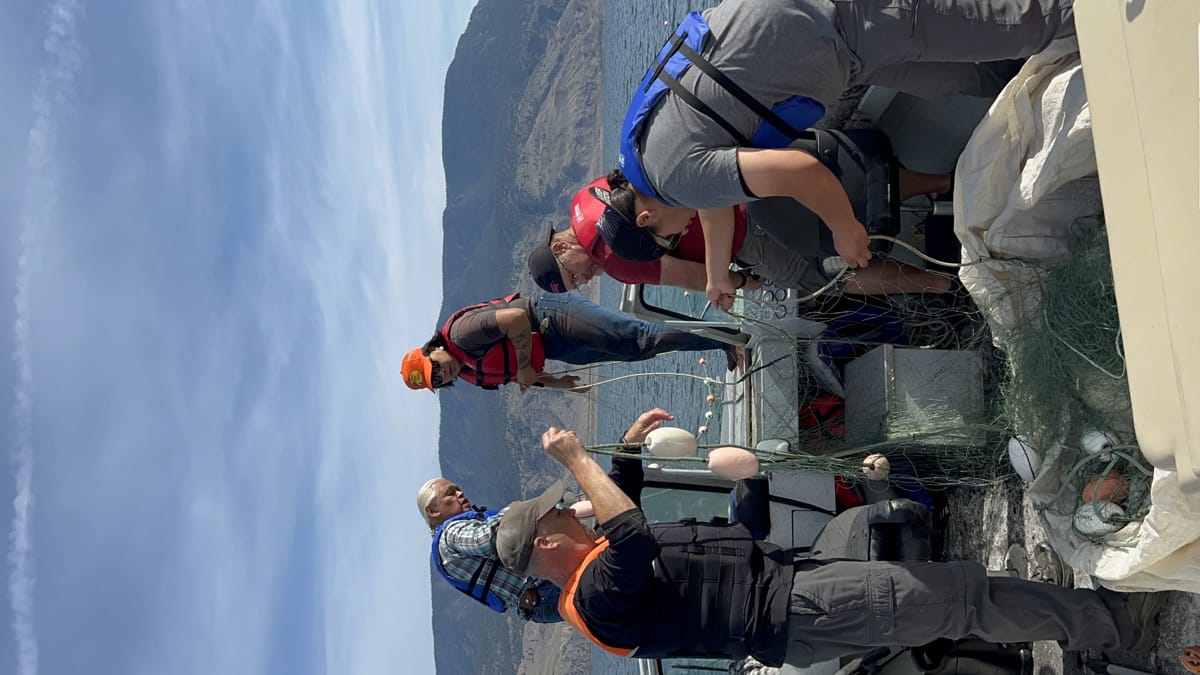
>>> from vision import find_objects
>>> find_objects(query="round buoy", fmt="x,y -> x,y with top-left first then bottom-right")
698,425 -> 708,435
1072,501 -> 1125,537
1081,429 -> 1117,461
644,427 -> 698,457
1082,472 -> 1129,505
707,447 -> 759,479
861,453 -> 890,481
704,410 -> 713,420
1007,436 -> 1043,482
698,357 -> 706,366
706,394 -> 716,403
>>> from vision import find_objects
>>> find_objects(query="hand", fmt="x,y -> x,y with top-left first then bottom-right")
831,221 -> 872,268
623,408 -> 675,446
542,426 -> 587,466
706,276 -> 736,312
540,373 -> 588,392
517,365 -> 539,387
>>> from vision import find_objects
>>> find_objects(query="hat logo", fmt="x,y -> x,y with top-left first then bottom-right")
407,370 -> 425,387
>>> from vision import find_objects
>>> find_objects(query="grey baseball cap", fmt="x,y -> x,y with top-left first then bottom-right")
496,480 -> 567,575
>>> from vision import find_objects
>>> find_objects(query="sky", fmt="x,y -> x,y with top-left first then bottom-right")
0,0 -> 476,673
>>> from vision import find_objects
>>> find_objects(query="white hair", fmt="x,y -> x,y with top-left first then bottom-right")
416,477 -> 444,532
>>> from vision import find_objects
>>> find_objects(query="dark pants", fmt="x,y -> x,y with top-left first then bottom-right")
783,560 -> 1123,666
532,292 -> 727,364
833,0 -> 1075,99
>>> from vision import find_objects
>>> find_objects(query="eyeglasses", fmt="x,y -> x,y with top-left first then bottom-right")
555,256 -> 589,290
430,360 -> 445,388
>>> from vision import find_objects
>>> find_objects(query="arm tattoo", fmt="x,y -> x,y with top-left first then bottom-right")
511,323 -> 533,371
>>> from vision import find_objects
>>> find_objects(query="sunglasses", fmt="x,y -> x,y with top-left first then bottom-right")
555,255 -> 589,290
430,359 -> 445,388
649,230 -> 682,250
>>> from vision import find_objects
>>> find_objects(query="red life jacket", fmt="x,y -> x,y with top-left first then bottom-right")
440,294 -> 546,389
569,176 -> 749,281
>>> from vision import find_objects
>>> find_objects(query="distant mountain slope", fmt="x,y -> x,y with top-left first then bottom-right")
432,0 -> 602,673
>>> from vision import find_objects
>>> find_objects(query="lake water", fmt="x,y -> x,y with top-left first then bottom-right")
591,2 -> 725,673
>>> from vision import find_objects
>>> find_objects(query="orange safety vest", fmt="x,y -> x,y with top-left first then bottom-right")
557,538 -> 634,657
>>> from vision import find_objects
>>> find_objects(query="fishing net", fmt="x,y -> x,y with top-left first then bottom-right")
993,219 -> 1154,544
554,216 -> 1149,528
559,234 -> 1016,492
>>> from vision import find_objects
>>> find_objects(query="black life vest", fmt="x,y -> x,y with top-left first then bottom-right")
633,519 -> 790,665
563,519 -> 791,665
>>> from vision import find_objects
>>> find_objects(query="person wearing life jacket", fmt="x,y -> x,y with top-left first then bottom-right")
418,408 -> 678,623
401,292 -> 737,393
527,167 -> 955,297
494,424 -> 1163,667
419,476 -> 563,622
619,0 -> 1076,311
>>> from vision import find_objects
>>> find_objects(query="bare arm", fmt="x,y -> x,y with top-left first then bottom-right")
737,147 -> 871,268
698,206 -> 739,309
542,427 -> 635,525
495,307 -> 538,386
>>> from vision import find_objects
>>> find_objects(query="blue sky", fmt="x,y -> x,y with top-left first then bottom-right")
0,1 -> 475,673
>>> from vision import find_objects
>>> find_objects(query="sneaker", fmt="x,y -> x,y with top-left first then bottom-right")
1002,544 -> 1028,579
1029,542 -> 1072,587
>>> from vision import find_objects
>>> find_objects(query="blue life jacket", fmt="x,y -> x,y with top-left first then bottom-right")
431,508 -> 507,613
618,11 -> 827,204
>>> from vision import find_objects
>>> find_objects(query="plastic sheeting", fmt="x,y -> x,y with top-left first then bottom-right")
953,39 -> 1200,593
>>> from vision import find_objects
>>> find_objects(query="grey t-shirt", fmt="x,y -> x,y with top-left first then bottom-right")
639,0 -> 849,209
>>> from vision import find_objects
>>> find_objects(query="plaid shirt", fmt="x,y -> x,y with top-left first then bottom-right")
437,511 -> 561,623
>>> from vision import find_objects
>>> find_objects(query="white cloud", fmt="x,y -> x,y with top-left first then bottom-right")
8,2 -> 85,674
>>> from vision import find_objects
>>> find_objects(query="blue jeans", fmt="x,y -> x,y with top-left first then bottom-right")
532,292 -> 727,365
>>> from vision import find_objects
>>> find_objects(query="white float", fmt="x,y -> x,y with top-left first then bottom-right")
644,427 -> 698,458
861,453 -> 891,481
1072,501 -> 1126,537
1007,436 -> 1043,482
707,447 -> 760,479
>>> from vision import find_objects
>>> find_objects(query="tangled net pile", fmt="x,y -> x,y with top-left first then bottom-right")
997,220 -> 1153,543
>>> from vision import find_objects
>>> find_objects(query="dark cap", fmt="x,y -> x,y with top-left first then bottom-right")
526,226 -> 567,293
595,206 -> 674,262
495,480 -> 567,574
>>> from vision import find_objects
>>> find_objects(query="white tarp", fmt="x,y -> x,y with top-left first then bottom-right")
953,39 -> 1200,593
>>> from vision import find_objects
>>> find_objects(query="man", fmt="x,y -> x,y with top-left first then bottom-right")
495,425 -> 1164,666
619,0 -> 1076,309
420,409 -> 677,623
402,291 -> 735,393
419,476 -> 563,622
527,167 -> 954,297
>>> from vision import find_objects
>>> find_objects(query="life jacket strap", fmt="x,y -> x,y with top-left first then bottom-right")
673,40 -> 809,144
